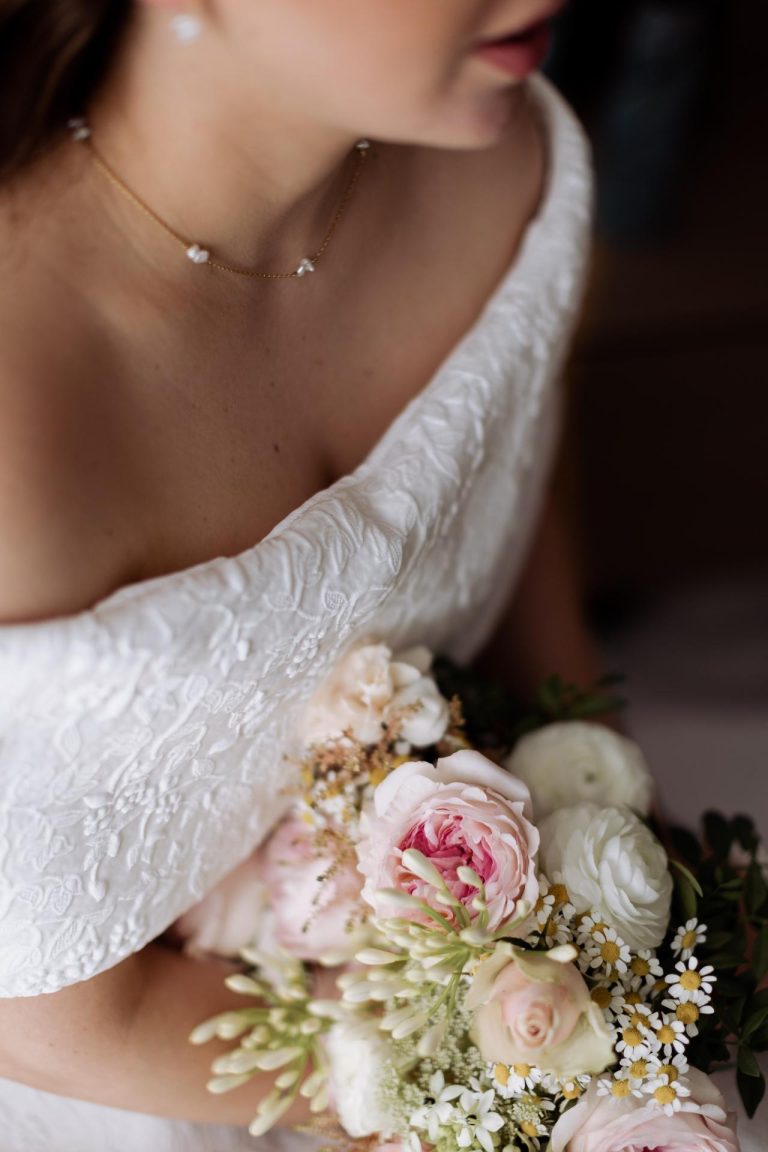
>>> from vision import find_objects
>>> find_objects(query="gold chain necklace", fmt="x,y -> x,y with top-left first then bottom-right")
67,116 -> 373,279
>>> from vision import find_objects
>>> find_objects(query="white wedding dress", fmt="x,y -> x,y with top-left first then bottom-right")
0,73 -> 760,1152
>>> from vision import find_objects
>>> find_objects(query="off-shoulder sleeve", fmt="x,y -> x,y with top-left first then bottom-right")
0,72 -> 593,997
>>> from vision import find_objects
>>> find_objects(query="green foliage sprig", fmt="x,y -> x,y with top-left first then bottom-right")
431,657 -> 625,754
668,812 -> 768,1118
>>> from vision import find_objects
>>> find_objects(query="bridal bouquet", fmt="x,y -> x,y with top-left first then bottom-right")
187,641 -> 767,1151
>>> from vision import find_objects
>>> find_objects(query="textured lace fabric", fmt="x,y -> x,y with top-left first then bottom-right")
0,74 -> 592,1148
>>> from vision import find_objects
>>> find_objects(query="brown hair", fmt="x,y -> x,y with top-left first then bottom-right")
0,0 -> 133,183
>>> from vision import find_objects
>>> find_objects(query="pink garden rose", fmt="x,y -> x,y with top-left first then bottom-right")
173,818 -> 367,961
173,850 -> 269,958
261,817 -> 368,961
549,1068 -> 739,1152
466,943 -> 615,1079
356,749 -> 539,930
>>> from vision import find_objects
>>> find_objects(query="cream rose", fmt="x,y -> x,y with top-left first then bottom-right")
466,943 -> 615,1079
539,802 -> 673,951
357,750 -> 539,930
505,721 -> 654,819
302,641 -> 450,748
549,1068 -> 739,1152
325,1017 -> 400,1138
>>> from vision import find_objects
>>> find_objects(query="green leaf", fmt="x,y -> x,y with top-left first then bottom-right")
717,974 -> 752,998
720,998 -> 747,1035
670,859 -> 704,898
706,931 -> 736,952
753,924 -> 768,983
673,867 -> 699,923
717,876 -> 746,893
746,860 -> 768,917
744,1005 -> 768,1042
738,1046 -> 761,1078
737,1065 -> 766,1119
708,951 -> 747,972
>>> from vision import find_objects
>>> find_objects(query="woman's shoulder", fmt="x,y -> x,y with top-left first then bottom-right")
0,312 -> 140,625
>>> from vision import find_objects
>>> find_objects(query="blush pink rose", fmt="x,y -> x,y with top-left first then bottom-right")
172,851 -> 269,959
261,818 -> 368,961
466,943 -> 615,1079
172,818 -> 367,962
356,749 -> 539,930
550,1068 -> 740,1152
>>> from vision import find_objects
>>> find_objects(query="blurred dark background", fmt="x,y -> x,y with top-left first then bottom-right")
546,0 -> 768,832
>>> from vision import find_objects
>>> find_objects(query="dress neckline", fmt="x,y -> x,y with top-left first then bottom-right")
1,74 -> 580,636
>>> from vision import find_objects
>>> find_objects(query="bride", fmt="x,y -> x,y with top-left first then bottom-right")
0,0 -> 600,1147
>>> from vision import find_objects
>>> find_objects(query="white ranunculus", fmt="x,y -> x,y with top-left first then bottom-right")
505,721 -> 654,820
539,802 -> 673,951
302,641 -> 450,748
325,1017 -> 400,1138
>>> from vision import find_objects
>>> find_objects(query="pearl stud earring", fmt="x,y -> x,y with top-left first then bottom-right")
170,13 -> 203,43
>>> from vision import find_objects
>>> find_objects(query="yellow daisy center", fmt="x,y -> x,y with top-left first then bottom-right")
624,991 -> 642,1006
562,1081 -> 583,1100
654,1084 -> 677,1107
494,1064 -> 510,1087
657,1024 -> 677,1045
521,1122 -> 539,1138
630,956 -> 651,977
629,1011 -> 647,1030
601,940 -> 621,965
622,1026 -> 644,1048
550,883 -> 569,906
611,1080 -> 632,1098
630,1059 -> 649,1078
513,1064 -> 532,1078
676,1003 -> 700,1025
590,921 -> 608,937
658,1064 -> 679,1083
679,970 -> 702,992
682,929 -> 698,950
591,986 -> 612,1010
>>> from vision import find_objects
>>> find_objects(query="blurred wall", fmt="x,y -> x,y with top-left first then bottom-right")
546,0 -> 768,831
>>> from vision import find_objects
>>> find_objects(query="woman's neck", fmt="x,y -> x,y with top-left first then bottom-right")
82,5 -> 366,277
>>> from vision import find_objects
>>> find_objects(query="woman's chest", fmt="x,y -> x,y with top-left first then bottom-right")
104,116 -> 544,586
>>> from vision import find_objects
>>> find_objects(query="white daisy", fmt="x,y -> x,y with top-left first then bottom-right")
661,996 -> 715,1038
644,1073 -> 692,1116
490,1062 -> 542,1097
589,981 -> 627,1021
671,918 -> 708,960
624,949 -> 664,992
620,1050 -> 662,1084
650,1016 -> 688,1057
576,910 -> 610,945
615,1015 -> 653,1059
654,1053 -> 690,1082
596,1075 -> 644,1101
665,957 -> 715,1005
587,926 -> 632,978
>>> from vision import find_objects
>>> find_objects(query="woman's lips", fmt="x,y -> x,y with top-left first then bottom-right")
471,14 -> 556,77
